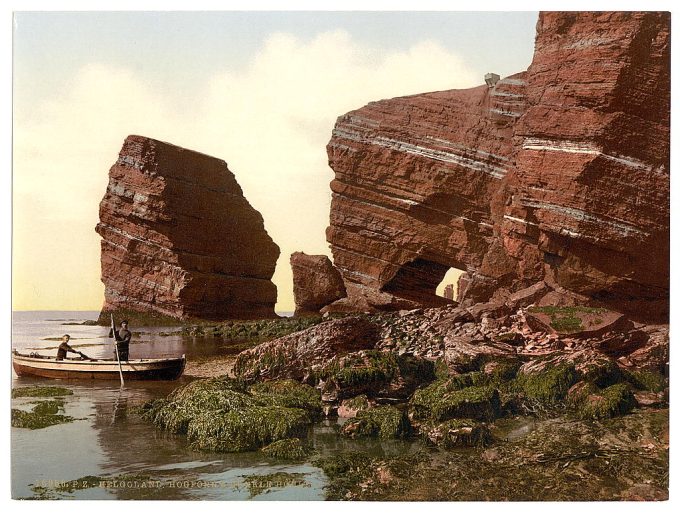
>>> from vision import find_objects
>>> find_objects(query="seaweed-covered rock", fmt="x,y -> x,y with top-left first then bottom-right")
261,437 -> 313,460
187,406 -> 310,452
419,418 -> 492,448
337,395 -> 371,418
248,380 -> 323,418
576,383 -> 637,420
234,317 -> 380,382
340,405 -> 411,439
142,377 -> 317,452
315,350 -> 435,401
526,306 -> 625,337
409,381 -> 501,422
513,363 -> 577,404
625,369 -> 667,393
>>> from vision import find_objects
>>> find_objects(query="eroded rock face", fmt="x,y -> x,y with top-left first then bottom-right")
290,252 -> 346,315
325,73 -> 527,313
96,135 -> 280,321
324,12 -> 669,322
504,11 -> 670,322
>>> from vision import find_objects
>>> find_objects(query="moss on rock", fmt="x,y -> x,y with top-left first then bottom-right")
577,383 -> 637,420
261,437 -> 313,460
513,363 -> 577,404
187,406 -> 310,452
580,360 -> 623,388
315,350 -> 399,388
249,379 -> 323,417
314,451 -> 375,499
341,405 -> 411,439
410,382 -> 501,422
434,359 -> 450,380
626,370 -> 666,393
143,376 -> 317,452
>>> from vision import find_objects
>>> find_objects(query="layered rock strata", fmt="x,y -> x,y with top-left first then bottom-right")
324,11 -> 669,322
503,11 -> 670,321
290,252 -> 346,316
96,135 -> 280,321
326,72 -> 527,312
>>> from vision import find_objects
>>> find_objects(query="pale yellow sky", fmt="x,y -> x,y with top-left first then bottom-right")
12,12 -> 537,312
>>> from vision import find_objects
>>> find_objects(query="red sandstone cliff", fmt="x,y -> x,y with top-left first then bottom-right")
96,135 -> 280,321
323,11 -> 669,322
505,11 -> 670,320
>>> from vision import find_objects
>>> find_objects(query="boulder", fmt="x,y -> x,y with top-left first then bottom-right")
233,317 -> 380,382
290,252 -> 346,315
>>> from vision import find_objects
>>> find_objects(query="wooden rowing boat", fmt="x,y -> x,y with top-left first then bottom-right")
12,350 -> 186,381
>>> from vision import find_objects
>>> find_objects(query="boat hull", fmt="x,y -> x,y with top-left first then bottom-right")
12,353 -> 186,381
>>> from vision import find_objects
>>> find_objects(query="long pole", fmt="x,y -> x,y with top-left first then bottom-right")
111,313 -> 125,387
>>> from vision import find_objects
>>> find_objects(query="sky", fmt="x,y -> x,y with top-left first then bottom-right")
12,10 -> 539,313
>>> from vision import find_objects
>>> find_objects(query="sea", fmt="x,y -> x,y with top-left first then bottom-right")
10,311 -> 418,500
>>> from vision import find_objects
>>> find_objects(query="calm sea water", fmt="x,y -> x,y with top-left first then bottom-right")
10,311 -> 419,500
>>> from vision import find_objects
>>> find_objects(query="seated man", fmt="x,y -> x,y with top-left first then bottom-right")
56,334 -> 79,361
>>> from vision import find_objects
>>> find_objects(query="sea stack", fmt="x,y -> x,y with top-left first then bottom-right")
95,135 -> 280,322
323,11 -> 669,322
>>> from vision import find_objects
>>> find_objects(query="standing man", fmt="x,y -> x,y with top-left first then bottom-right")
109,320 -> 132,361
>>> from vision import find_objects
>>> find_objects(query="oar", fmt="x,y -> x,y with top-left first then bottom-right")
77,351 -> 92,360
111,313 -> 125,387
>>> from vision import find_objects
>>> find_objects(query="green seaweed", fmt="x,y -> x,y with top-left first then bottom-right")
410,382 -> 501,422
142,376 -> 317,452
434,359 -> 450,380
261,437 -> 312,460
187,406 -> 310,452
577,383 -> 637,420
314,351 -> 434,393
343,394 -> 370,411
12,407 -> 74,430
314,452 -> 375,499
12,386 -> 73,398
512,363 -> 577,404
249,379 -> 323,417
580,360 -> 624,388
341,405 -> 411,439
625,369 -> 667,392
527,306 -> 608,334
191,316 -> 324,341
31,399 -> 64,416
316,350 -> 399,388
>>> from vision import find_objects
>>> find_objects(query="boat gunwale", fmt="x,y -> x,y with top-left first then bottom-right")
12,352 -> 185,367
